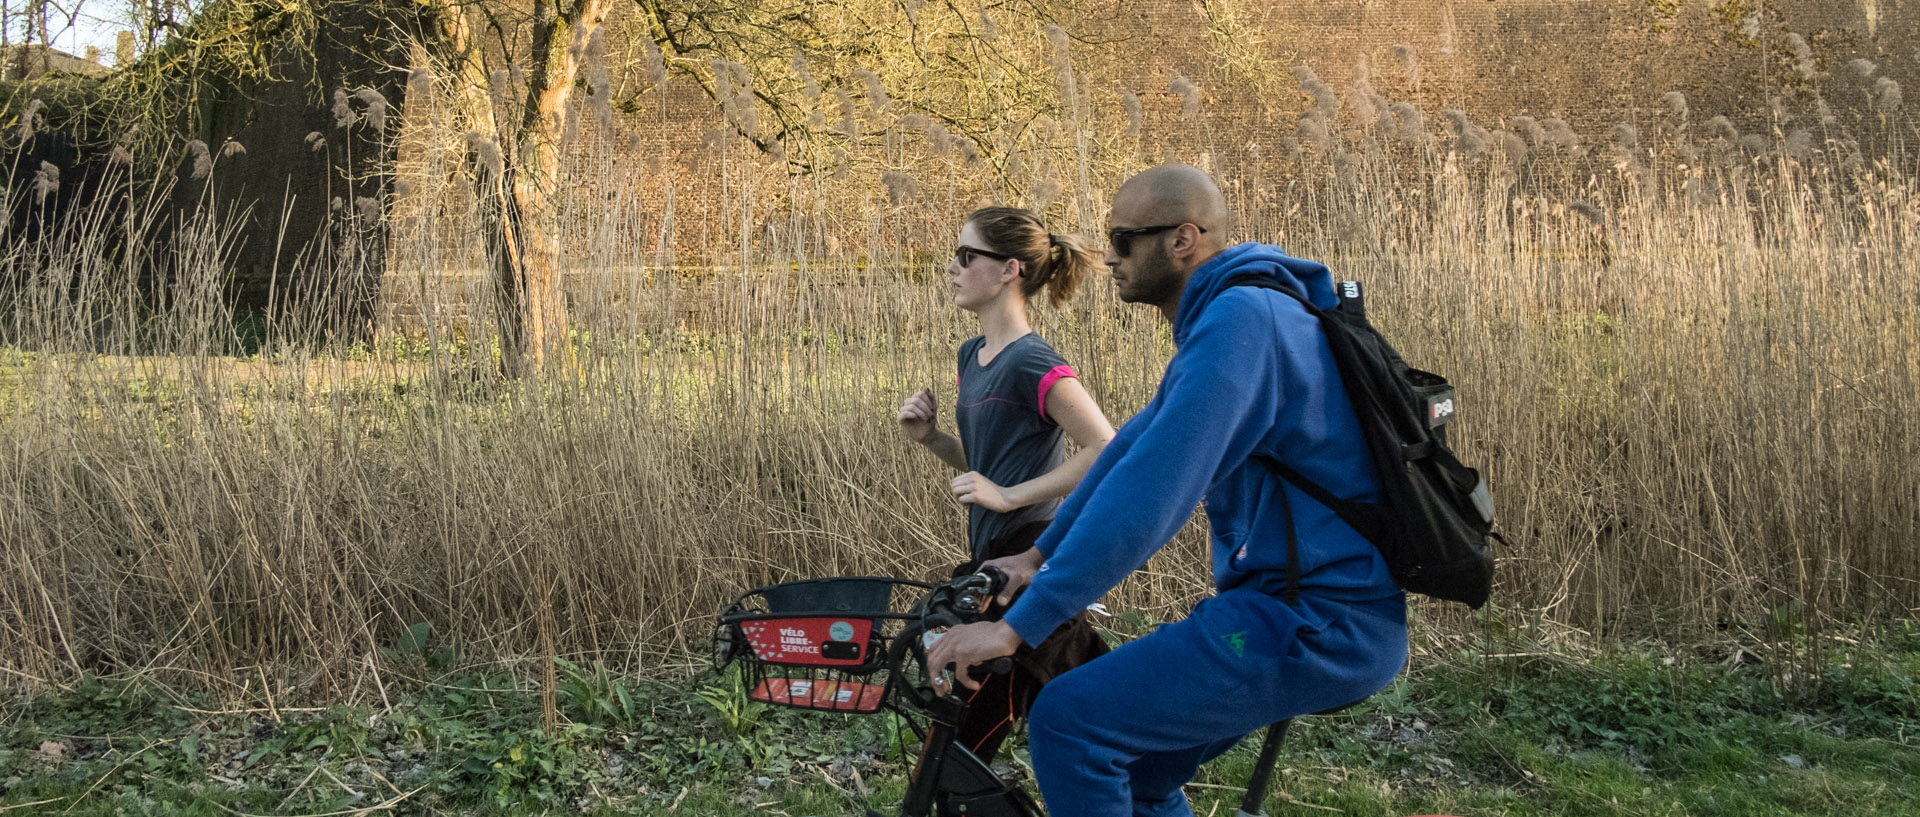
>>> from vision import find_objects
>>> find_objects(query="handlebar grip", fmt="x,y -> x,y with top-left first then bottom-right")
979,565 -> 1009,597
963,656 -> 1014,683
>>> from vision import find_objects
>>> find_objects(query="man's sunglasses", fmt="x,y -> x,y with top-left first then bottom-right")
953,245 -> 1016,267
1107,223 -> 1206,257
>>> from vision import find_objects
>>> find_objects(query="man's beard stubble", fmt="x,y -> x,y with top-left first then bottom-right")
1117,241 -> 1180,308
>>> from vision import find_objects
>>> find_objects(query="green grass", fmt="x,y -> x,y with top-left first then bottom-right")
4,623 -> 1916,816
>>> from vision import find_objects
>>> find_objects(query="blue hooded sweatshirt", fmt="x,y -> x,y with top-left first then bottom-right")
1003,242 -> 1402,647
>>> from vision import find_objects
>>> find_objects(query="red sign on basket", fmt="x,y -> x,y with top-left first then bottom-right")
739,617 -> 874,666
749,677 -> 887,712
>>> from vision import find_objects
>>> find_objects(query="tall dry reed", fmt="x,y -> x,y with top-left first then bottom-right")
2,60 -> 1915,699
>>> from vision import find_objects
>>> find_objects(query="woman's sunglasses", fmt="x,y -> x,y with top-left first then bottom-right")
1107,223 -> 1206,257
953,245 -> 1016,267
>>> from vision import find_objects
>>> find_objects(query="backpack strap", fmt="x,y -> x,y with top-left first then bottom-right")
1253,453 -> 1394,546
1336,279 -> 1366,319
1250,452 -> 1391,598
1224,271 -> 1357,604
1272,473 -> 1301,606
1217,271 -> 1317,314
1253,454 -> 1356,518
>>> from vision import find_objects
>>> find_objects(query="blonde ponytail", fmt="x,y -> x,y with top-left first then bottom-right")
965,207 -> 1100,309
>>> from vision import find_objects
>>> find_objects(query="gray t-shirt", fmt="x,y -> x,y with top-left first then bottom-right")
955,332 -> 1077,560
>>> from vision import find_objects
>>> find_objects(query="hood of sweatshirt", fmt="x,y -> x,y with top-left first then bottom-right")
1171,242 -> 1340,346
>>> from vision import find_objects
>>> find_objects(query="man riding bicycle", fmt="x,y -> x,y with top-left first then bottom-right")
926,163 -> 1409,817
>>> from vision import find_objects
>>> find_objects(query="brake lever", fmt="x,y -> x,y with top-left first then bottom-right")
916,567 -> 1016,702
957,566 -> 1008,619
918,567 -> 1008,629
923,656 -> 1014,707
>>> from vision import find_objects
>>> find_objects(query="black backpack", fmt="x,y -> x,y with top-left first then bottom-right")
1223,273 -> 1499,608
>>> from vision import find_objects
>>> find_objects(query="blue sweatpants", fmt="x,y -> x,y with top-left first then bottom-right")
1026,589 -> 1407,817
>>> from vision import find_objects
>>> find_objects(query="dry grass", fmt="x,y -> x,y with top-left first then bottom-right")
2,72 -> 1916,700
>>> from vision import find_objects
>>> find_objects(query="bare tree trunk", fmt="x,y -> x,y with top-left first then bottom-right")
33,0 -> 49,76
432,0 -> 530,375
437,4 -> 522,372
508,0 -> 612,370
485,171 -> 530,375
431,0 -> 608,375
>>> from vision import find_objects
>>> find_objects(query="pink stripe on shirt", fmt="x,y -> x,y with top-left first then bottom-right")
1037,365 -> 1077,422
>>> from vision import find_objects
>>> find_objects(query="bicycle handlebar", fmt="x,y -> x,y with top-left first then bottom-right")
885,567 -> 1015,710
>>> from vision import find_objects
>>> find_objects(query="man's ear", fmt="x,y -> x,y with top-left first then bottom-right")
1173,224 -> 1204,264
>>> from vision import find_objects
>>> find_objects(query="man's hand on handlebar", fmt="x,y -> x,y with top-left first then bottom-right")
980,548 -> 1044,606
923,620 -> 1021,695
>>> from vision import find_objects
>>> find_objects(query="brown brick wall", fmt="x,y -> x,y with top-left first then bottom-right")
365,1 -> 1919,313
1074,0 -> 1914,151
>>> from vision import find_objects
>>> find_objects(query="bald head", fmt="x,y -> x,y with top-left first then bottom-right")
1102,164 -> 1235,319
1111,163 -> 1230,251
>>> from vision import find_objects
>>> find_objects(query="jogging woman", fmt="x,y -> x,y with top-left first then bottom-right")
896,206 -> 1115,762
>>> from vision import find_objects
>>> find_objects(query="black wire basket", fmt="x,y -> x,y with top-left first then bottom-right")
714,576 -> 933,715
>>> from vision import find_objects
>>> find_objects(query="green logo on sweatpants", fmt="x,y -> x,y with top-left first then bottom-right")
1223,631 -> 1246,658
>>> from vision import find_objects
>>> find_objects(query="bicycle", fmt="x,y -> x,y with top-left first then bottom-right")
713,569 -> 1364,817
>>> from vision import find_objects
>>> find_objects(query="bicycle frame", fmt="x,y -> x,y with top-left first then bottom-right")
714,570 -> 1327,817
715,570 -> 1040,816
875,570 -> 1040,817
